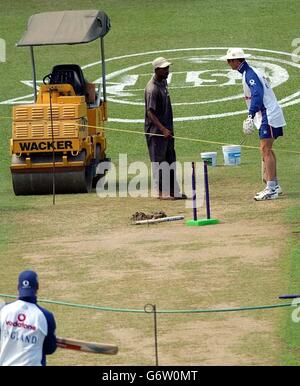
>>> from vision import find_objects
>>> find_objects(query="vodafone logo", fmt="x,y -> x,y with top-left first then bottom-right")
6,313 -> 36,330
2,47 -> 300,123
22,280 -> 30,288
17,313 -> 26,322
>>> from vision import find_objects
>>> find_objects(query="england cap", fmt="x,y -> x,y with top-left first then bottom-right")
18,270 -> 39,297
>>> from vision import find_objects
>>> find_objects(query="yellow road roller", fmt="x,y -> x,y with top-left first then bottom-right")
10,10 -> 111,194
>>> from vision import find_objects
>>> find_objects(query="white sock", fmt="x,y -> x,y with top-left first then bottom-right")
267,180 -> 276,190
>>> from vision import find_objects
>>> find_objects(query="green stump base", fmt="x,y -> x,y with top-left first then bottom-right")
186,218 -> 220,226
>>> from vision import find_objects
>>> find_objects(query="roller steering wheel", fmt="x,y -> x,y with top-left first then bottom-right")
43,73 -> 52,85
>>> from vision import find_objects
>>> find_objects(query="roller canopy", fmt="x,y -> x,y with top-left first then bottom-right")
17,10 -> 110,46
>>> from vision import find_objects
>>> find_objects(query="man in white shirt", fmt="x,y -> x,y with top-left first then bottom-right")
223,48 -> 286,201
0,270 -> 57,366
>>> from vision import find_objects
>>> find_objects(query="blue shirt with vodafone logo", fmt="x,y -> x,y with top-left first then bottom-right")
238,60 -> 286,129
0,297 -> 56,366
238,61 -> 268,124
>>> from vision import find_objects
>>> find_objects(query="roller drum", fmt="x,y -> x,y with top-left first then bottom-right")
11,152 -> 93,195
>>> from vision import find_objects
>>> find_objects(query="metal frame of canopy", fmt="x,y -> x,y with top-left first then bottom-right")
17,10 -> 111,105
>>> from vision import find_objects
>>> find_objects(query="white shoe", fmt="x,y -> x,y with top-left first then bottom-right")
255,185 -> 282,197
254,187 -> 279,201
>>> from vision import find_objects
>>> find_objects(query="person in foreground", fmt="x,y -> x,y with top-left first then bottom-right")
0,270 -> 57,366
223,48 -> 286,201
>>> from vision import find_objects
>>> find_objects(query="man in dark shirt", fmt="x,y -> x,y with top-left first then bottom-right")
144,57 -> 186,200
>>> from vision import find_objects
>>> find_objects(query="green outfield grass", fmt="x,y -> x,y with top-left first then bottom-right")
0,0 -> 300,365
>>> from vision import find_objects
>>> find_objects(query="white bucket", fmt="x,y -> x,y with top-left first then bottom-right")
200,152 -> 217,167
222,145 -> 241,166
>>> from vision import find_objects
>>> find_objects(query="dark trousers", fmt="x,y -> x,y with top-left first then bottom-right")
146,135 -> 180,195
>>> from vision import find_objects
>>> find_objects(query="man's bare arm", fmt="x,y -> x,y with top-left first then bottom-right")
147,110 -> 172,138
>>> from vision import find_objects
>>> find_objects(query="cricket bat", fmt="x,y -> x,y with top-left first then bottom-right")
56,336 -> 118,355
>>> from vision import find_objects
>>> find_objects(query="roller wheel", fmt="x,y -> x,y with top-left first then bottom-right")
11,152 -> 93,195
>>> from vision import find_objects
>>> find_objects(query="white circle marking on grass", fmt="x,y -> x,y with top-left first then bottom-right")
93,47 -> 299,122
3,47 -> 300,123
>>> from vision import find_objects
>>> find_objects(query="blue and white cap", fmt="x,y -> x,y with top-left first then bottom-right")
18,270 -> 39,297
